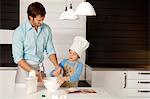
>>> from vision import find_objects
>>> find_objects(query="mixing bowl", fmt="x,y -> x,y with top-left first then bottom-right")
43,77 -> 60,93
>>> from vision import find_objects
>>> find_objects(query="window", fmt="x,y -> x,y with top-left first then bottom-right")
0,0 -> 19,30
0,44 -> 16,67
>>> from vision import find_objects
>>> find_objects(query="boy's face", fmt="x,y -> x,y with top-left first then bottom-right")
68,50 -> 79,61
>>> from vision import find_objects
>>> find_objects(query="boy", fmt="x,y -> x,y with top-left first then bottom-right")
51,36 -> 90,87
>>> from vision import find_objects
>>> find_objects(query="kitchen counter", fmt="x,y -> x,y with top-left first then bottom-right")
86,64 -> 150,69
86,64 -> 150,71
10,84 -> 119,99
0,67 -> 17,70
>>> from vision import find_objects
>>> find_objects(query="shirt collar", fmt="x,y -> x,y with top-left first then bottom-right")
26,19 -> 32,31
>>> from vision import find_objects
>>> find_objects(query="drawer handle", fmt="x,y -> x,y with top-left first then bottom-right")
124,72 -> 127,88
138,90 -> 150,93
138,72 -> 150,75
138,81 -> 150,84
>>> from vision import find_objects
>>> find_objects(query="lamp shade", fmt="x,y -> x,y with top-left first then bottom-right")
75,2 -> 96,16
59,10 -> 68,20
59,4 -> 79,20
59,9 -> 78,20
59,6 -> 68,20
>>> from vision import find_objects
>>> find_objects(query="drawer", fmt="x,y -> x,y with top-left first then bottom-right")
127,71 -> 150,80
127,80 -> 150,89
127,89 -> 150,97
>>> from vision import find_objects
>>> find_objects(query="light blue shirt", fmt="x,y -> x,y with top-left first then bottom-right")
51,59 -> 83,82
12,19 -> 56,64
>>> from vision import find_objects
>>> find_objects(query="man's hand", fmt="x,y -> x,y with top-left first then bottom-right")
53,66 -> 62,77
35,70 -> 44,83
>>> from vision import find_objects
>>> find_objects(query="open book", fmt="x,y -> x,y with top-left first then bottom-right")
65,88 -> 96,94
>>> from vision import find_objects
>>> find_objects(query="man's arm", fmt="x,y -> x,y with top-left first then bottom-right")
12,26 -> 43,82
48,54 -> 59,68
46,26 -> 61,72
48,54 -> 62,76
18,59 -> 32,72
18,59 -> 43,82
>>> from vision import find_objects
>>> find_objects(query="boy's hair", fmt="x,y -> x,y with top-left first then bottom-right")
27,2 -> 46,19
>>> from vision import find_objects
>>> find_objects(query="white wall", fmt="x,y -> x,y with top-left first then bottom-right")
20,0 -> 86,79
0,30 -> 13,44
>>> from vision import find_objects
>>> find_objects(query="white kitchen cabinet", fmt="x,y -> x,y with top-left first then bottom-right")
85,65 -> 127,98
0,68 -> 17,99
85,65 -> 150,99
127,71 -> 150,98
93,70 -> 127,99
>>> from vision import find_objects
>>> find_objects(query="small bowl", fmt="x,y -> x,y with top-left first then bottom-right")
43,77 -> 60,93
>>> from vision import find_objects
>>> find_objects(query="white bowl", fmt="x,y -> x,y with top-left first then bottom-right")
43,77 -> 60,93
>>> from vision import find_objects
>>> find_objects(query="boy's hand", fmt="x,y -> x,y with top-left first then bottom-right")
57,77 -> 64,85
62,76 -> 70,81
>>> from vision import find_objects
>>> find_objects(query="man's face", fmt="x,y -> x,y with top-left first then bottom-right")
29,15 -> 45,27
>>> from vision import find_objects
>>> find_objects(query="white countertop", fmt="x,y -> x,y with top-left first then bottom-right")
6,84 -> 120,99
86,64 -> 150,71
0,67 -> 17,70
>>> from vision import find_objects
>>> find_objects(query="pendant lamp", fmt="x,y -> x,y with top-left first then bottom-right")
59,6 -> 68,20
75,2 -> 96,16
59,3 -> 78,20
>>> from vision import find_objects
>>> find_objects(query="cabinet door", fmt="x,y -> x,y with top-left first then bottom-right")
92,70 -> 127,98
0,70 -> 16,99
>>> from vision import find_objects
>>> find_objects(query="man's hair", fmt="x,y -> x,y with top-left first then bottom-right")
27,2 -> 46,19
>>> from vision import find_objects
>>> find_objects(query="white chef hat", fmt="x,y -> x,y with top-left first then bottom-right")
69,36 -> 90,58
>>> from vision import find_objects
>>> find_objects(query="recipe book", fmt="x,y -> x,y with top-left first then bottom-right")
66,88 -> 96,94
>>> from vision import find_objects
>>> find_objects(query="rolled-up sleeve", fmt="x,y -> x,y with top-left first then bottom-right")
12,29 -> 24,64
45,27 -> 56,56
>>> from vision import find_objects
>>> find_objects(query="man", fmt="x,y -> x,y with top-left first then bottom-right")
12,2 -> 61,83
